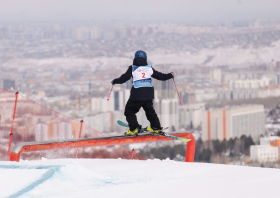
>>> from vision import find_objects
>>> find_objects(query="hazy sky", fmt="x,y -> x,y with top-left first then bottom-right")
1,0 -> 280,22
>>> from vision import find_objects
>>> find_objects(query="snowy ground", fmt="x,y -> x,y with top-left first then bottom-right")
3,40 -> 280,72
1,158 -> 280,198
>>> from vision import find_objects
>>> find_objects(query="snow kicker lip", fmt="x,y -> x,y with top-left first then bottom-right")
0,165 -> 61,198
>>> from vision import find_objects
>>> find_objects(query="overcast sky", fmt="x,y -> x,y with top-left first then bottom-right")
1,0 -> 280,22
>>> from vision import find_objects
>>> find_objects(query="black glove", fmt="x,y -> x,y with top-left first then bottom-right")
111,79 -> 117,85
170,72 -> 175,78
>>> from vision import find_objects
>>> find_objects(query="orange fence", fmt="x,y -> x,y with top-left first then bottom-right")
0,88 -> 145,161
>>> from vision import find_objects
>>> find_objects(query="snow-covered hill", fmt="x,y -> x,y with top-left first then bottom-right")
3,40 -> 280,72
149,40 -> 280,67
1,159 -> 280,198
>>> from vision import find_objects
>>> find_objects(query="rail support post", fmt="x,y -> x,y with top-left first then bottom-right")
75,120 -> 84,158
185,133 -> 195,162
131,149 -> 134,160
7,91 -> 19,160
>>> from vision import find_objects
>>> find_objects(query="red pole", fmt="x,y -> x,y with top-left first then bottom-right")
107,85 -> 114,101
75,120 -> 84,158
172,78 -> 183,105
131,149 -> 134,160
7,91 -> 19,160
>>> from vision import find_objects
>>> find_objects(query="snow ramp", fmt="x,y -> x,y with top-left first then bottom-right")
1,159 -> 280,198
0,160 -> 115,198
0,164 -> 60,197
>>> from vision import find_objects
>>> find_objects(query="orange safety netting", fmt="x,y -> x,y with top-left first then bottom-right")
0,88 -> 145,161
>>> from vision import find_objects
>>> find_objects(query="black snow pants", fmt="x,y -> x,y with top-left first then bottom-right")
124,99 -> 161,131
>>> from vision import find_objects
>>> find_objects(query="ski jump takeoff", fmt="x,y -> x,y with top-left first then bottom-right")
111,50 -> 174,136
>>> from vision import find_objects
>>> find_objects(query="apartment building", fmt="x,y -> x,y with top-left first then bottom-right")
178,103 -> 205,129
250,145 -> 278,163
202,105 -> 265,141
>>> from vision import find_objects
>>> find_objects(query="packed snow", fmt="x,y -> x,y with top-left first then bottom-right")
1,158 -> 280,198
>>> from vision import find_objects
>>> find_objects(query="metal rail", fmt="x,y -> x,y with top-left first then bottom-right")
10,133 -> 195,162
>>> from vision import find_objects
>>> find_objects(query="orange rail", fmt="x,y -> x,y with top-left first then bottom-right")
10,133 -> 195,162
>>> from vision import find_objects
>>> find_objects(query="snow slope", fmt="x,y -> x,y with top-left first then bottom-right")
1,159 -> 280,198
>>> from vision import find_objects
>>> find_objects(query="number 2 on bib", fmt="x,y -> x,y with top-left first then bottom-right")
142,73 -> 145,78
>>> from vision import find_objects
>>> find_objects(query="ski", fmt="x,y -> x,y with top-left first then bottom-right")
117,120 -> 130,128
117,120 -> 191,143
158,132 -> 191,143
117,120 -> 156,134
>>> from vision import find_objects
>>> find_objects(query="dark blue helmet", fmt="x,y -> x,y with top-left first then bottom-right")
135,50 -> 147,59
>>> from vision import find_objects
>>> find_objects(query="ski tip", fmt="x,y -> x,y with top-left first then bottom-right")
180,138 -> 192,142
107,98 -> 109,101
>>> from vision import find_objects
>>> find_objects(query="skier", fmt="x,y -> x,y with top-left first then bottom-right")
111,50 -> 174,135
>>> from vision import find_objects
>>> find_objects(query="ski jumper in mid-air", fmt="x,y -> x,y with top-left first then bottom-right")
111,50 -> 174,135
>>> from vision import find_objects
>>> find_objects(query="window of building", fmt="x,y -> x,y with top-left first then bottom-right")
114,92 -> 119,111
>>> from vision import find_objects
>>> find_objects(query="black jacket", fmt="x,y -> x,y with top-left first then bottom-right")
114,57 -> 173,101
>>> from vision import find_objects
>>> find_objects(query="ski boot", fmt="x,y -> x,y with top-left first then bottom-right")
125,125 -> 142,136
143,126 -> 163,135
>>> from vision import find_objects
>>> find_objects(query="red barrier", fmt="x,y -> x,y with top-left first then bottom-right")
10,133 -> 195,162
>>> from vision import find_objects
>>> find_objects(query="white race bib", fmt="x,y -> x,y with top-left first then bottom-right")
132,65 -> 153,88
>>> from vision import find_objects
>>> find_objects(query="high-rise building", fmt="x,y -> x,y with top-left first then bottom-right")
91,89 -> 130,113
154,79 -> 175,99
154,97 -> 178,132
202,105 -> 265,141
178,103 -> 205,130
59,120 -> 73,140
0,27 -> 8,39
90,27 -> 101,39
75,27 -> 90,40
180,91 -> 196,104
91,96 -> 114,112
84,112 -> 112,133
113,89 -> 130,111
229,76 -> 271,89
102,30 -> 115,40
210,68 -> 221,83
277,74 -> 280,85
